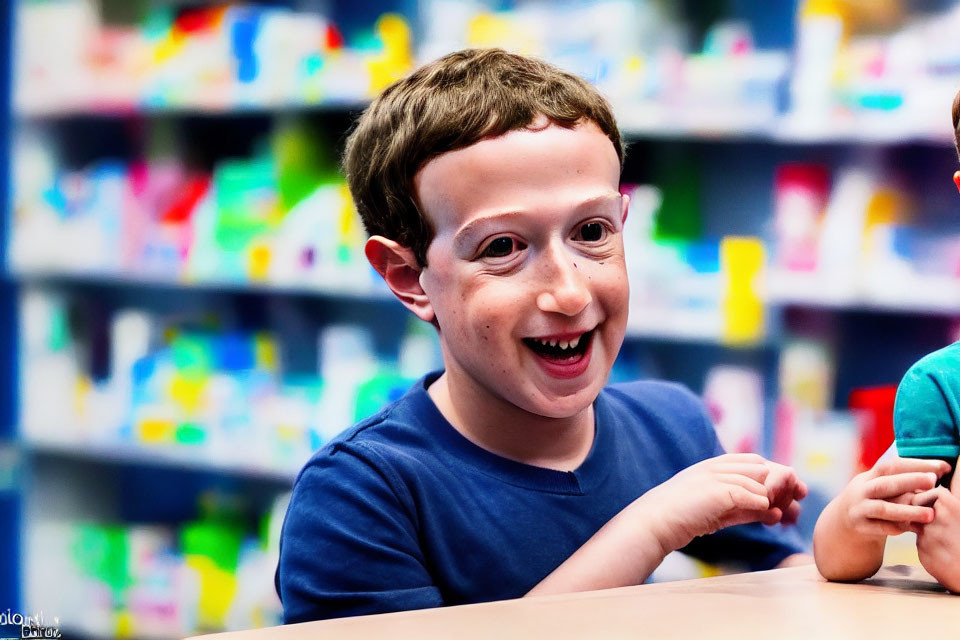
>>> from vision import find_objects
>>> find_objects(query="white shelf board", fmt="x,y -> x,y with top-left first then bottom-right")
23,434 -> 299,484
766,270 -> 960,315
624,308 -> 770,348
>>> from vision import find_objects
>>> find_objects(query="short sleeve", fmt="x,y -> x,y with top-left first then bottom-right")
276,443 -> 444,622
677,394 -> 808,570
894,343 -> 960,460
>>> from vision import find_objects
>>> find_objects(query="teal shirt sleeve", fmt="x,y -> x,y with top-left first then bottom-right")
893,342 -> 960,460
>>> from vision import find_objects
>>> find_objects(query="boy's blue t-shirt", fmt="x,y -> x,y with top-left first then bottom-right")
277,372 -> 805,623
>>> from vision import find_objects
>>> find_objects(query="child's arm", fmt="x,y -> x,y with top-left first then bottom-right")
812,457 -> 948,583
912,456 -> 960,592
527,453 -> 805,596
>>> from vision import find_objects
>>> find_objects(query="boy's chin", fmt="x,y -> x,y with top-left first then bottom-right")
531,405 -> 594,420
522,384 -> 603,419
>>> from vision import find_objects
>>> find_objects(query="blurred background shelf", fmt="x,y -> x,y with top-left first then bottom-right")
18,105 -> 959,149
17,100 -> 369,120
12,269 -> 396,302
7,0 -> 960,637
766,271 -> 960,316
23,436 -> 299,485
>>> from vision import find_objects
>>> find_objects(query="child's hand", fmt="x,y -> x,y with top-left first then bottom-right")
762,457 -> 809,526
835,457 -> 948,539
640,453 -> 807,555
912,457 -> 960,592
530,453 -> 806,595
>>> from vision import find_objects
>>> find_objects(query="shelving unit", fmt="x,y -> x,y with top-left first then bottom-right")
17,106 -> 960,148
7,0 -> 960,637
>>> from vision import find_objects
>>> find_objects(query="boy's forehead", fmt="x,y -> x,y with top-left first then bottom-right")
413,121 -> 620,227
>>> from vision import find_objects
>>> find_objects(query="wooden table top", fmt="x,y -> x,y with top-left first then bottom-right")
190,564 -> 959,640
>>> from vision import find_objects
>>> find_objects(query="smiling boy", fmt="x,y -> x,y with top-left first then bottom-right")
276,49 -> 810,623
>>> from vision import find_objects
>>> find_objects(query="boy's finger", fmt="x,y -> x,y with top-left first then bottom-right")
767,463 -> 807,491
721,482 -> 771,512
766,474 -> 807,509
865,472 -> 937,499
716,453 -> 767,465
951,455 -> 960,497
715,473 -> 769,498
875,457 -> 951,477
713,463 -> 770,483
723,508 -> 773,529
912,486 -> 948,508
769,484 -> 797,511
780,500 -> 801,525
760,465 -> 791,490
774,476 -> 808,504
793,479 -> 809,501
888,491 -> 919,505
861,499 -> 935,524
759,507 -> 783,526
857,519 -> 917,537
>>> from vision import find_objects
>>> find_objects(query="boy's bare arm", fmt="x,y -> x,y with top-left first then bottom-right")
527,454 -> 806,595
813,457 -> 948,583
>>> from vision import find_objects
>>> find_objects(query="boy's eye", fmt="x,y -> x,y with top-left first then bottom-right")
577,222 -> 606,242
480,236 -> 521,258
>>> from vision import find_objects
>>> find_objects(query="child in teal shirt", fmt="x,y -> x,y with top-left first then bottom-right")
813,91 -> 960,590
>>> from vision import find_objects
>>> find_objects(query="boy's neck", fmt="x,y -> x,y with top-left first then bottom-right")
426,372 -> 596,472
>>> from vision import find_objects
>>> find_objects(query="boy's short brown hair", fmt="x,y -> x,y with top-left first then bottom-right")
343,48 -> 624,267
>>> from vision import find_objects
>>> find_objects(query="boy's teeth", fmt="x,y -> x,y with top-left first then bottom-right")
531,334 -> 587,350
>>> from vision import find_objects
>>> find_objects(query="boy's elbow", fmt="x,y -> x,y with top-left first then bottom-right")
812,542 -> 882,583
815,562 -> 882,583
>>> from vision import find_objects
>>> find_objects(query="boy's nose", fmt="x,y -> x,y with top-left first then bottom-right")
535,245 -> 592,316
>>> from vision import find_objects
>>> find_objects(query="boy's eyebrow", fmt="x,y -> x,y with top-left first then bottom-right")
453,193 -> 622,251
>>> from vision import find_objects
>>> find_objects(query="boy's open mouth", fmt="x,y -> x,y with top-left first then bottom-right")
522,329 -> 594,362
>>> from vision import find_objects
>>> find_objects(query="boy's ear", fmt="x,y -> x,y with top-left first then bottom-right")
953,171 -> 960,195
620,192 -> 631,224
365,236 -> 435,323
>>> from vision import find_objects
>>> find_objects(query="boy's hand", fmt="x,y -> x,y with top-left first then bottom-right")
762,458 -> 809,525
529,453 -> 806,595
640,453 -> 807,555
912,456 -> 960,592
836,457 -> 948,539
